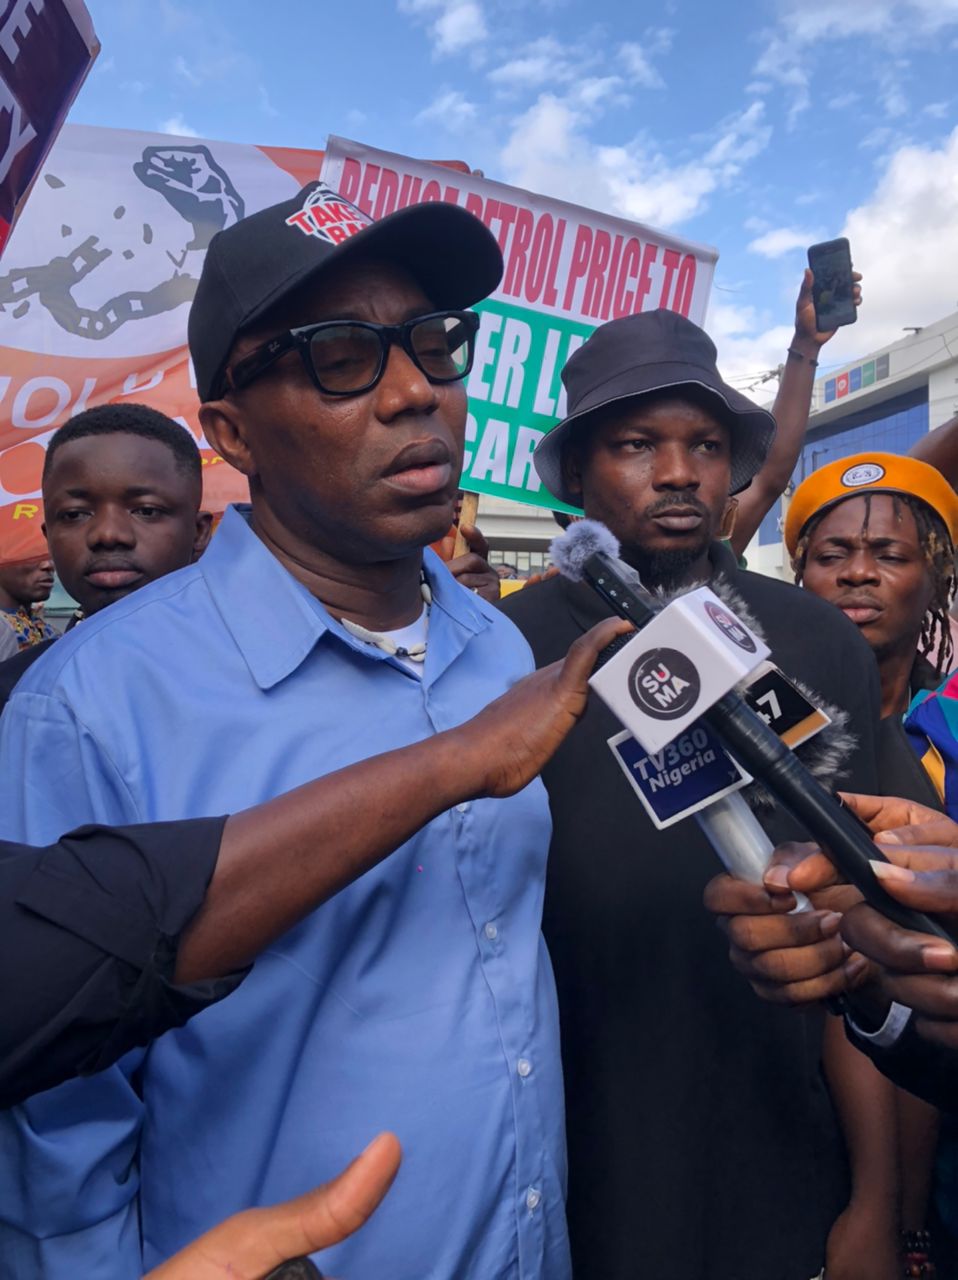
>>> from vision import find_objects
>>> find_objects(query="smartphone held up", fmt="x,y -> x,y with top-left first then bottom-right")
807,237 -> 857,331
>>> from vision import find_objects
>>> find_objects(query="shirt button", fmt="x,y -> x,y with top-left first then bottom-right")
484,922 -> 498,940
526,1187 -> 542,1211
456,802 -> 470,814
517,1057 -> 532,1078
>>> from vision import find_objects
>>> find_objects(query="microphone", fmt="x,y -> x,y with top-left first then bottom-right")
552,520 -> 958,945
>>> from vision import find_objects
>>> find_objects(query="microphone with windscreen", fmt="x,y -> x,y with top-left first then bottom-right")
551,519 -> 958,944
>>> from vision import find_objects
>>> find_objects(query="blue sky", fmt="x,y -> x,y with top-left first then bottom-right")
71,0 -> 958,387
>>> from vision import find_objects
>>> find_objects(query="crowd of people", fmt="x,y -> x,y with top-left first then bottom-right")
3,181 -> 958,1280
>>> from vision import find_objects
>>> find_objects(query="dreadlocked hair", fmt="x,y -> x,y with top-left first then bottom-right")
792,490 -> 957,675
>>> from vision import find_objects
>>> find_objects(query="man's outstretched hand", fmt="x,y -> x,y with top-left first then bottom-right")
704,791 -> 958,1033
146,1133 -> 401,1279
703,854 -> 867,1006
459,616 -> 634,799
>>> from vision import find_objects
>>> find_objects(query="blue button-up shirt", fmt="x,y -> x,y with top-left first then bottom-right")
0,507 -> 569,1280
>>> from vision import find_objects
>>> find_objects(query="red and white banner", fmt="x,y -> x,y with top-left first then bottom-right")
0,124 -> 325,562
0,125 -> 719,563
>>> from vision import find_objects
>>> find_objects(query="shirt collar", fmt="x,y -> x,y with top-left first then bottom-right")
421,546 -> 490,635
201,506 -> 490,691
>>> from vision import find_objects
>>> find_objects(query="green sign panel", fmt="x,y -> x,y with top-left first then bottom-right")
462,299 -> 593,515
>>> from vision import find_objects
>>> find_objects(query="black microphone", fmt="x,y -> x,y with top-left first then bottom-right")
551,519 -> 958,945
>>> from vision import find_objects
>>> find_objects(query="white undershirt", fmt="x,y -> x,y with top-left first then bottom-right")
376,605 -> 429,677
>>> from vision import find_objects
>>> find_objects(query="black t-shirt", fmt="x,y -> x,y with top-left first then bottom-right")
502,543 -> 882,1280
0,817 -> 242,1108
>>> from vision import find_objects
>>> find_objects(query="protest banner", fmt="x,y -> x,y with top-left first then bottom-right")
0,126 -> 718,563
0,123 -> 326,562
0,0 -> 98,257
320,136 -> 718,516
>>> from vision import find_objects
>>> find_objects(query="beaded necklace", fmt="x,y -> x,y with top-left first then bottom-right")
340,575 -> 433,663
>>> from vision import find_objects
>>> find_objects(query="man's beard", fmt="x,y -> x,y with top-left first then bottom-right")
621,492 -> 715,589
622,541 -> 710,590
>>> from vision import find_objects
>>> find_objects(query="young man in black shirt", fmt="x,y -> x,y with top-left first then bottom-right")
502,309 -> 888,1280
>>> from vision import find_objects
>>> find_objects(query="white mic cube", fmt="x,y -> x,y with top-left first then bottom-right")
589,586 -> 770,754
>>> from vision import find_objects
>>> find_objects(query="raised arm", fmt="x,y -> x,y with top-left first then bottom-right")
731,268 -> 862,557
910,414 -> 958,490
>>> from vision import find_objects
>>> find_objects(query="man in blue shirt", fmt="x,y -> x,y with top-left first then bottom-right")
0,185 -> 569,1279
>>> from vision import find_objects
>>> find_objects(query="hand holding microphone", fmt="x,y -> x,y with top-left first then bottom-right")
550,518 -> 958,948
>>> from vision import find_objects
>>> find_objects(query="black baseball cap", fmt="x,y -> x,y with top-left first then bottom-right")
188,181 -> 504,402
533,309 -> 777,505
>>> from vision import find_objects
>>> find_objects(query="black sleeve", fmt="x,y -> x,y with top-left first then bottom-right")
0,818 -> 244,1109
845,1014 -> 958,1112
0,639 -> 54,713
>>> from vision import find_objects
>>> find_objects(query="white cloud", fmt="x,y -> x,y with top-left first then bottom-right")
924,101 -> 950,118
618,42 -> 665,89
573,75 -> 627,110
751,35 -> 809,126
748,226 -> 821,258
488,36 -> 576,90
877,63 -> 909,118
416,88 -> 478,129
399,0 -> 487,55
715,126 -> 958,381
174,54 -> 201,86
258,85 -> 279,118
489,27 -> 671,97
827,91 -> 860,110
708,298 -> 795,385
500,95 -> 771,228
824,124 -> 958,361
645,26 -> 675,55
160,114 -> 200,138
777,0 -> 958,43
754,1 -> 958,125
859,124 -> 905,151
173,49 -> 248,85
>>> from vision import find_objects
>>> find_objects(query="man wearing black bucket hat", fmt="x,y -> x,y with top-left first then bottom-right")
503,309 -> 893,1280
0,183 -> 622,1280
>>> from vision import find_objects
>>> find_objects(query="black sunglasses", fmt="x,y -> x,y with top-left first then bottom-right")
223,309 -> 480,398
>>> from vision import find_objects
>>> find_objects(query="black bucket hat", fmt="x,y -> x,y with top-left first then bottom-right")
533,309 -> 777,506
188,180 -> 504,402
